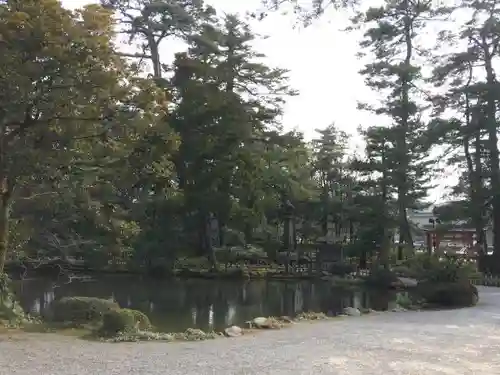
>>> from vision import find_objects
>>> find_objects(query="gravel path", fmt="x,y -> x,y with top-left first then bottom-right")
1,286 -> 500,375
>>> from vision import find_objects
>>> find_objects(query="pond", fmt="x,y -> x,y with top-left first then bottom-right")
11,276 -> 402,332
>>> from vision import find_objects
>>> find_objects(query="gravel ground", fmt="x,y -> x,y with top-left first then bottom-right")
1,286 -> 500,375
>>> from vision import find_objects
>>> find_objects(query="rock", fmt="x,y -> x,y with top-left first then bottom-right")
397,277 -> 418,288
224,325 -> 242,337
252,317 -> 272,328
343,307 -> 361,317
392,306 -> 407,312
184,328 -> 206,340
279,316 -> 293,323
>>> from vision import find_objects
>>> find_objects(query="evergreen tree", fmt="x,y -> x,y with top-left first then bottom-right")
354,1 -> 436,249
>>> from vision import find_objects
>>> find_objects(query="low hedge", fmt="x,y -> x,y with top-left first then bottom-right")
48,297 -> 119,324
417,281 -> 479,308
98,308 -> 152,337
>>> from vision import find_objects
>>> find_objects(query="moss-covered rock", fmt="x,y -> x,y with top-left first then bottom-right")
295,311 -> 328,321
179,328 -> 219,340
97,308 -> 153,337
49,297 -> 119,324
123,308 -> 151,330
417,281 -> 479,308
98,309 -> 137,336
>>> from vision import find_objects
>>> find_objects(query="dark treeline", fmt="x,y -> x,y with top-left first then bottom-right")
0,0 -> 499,274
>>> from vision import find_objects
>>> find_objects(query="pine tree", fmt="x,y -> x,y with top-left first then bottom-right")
354,1 -> 436,249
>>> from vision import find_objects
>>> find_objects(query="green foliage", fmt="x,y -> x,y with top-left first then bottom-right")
417,282 -> 479,308
364,267 -> 399,288
400,255 -> 479,283
0,0 -> 497,280
0,273 -> 26,325
49,297 -> 119,324
395,293 -> 413,309
122,308 -> 151,330
328,262 -> 356,276
98,309 -> 137,336
420,258 -> 478,284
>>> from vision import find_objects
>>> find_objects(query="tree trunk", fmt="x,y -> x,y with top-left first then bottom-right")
396,9 -> 414,250
466,105 -> 488,265
0,122 -> 11,274
147,34 -> 161,79
483,50 -> 500,266
380,148 -> 390,267
0,183 -> 11,274
199,212 -> 217,269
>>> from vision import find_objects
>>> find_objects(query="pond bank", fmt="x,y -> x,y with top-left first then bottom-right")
11,277 -> 401,332
1,286 -> 498,375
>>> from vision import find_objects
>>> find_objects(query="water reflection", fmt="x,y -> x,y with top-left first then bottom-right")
11,276 -> 398,332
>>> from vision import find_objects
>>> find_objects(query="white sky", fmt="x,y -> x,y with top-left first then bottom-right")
62,0 -> 454,202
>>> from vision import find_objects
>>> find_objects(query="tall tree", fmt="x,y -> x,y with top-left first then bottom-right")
101,0 -> 215,79
351,126 -> 397,267
169,14 -> 295,263
311,124 -> 350,239
0,1 -> 131,272
354,1 -> 436,249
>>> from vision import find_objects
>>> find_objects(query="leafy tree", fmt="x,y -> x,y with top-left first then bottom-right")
0,1 -> 126,271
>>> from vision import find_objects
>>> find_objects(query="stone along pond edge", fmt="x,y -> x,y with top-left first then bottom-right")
42,303 -> 422,343
100,287 -> 479,344
0,279 -> 480,343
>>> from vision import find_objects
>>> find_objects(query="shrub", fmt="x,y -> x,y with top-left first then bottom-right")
49,297 -> 119,324
98,309 -> 136,336
395,293 -> 413,309
123,309 -> 151,330
175,256 -> 210,269
391,265 -> 418,278
364,267 -> 399,288
399,253 -> 436,278
417,281 -> 478,308
328,262 -> 356,276
400,254 -> 479,282
420,257 -> 478,283
222,228 -> 246,247
0,274 -> 26,324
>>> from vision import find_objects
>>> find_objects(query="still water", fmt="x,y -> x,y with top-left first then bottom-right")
12,276 -> 400,332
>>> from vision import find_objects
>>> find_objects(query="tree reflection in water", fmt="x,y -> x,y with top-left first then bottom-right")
11,276 -> 398,332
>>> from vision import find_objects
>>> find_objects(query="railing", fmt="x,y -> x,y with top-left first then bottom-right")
471,275 -> 500,287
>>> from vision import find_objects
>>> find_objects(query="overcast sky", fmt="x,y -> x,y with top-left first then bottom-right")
63,0 -> 372,140
62,0 -> 454,203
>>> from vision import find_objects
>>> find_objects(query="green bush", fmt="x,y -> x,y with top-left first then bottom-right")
98,309 -> 137,336
399,253 -> 436,277
49,297 -> 119,324
123,308 -> 151,330
328,262 -> 356,276
222,228 -> 246,247
364,267 -> 399,288
420,257 -> 478,283
175,256 -> 210,269
391,265 -> 418,278
417,281 -> 479,308
0,274 -> 26,324
400,255 -> 479,282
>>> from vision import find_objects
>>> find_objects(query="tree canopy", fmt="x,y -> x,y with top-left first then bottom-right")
0,0 -> 498,274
